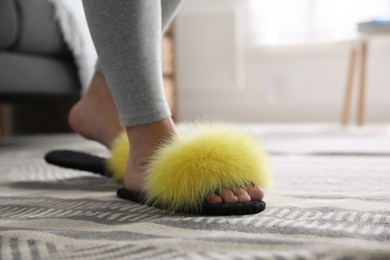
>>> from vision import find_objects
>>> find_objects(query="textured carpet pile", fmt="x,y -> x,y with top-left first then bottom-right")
0,124 -> 389,259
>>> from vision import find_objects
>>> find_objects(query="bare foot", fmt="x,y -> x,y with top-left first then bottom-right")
68,72 -> 124,148
124,117 -> 265,204
69,73 -> 264,204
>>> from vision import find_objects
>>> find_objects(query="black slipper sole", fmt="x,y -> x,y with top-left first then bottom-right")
45,150 -> 266,216
116,188 -> 266,216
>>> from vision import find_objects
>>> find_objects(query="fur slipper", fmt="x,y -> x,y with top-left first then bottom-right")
45,124 -> 272,215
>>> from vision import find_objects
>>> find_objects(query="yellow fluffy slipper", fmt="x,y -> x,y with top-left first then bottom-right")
109,124 -> 272,215
45,124 -> 272,216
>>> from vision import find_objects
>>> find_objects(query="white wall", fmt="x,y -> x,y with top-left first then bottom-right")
175,0 -> 390,123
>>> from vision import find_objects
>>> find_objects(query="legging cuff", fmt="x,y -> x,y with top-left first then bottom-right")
120,109 -> 172,127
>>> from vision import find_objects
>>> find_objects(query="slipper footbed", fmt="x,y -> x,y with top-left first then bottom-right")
45,150 -> 109,176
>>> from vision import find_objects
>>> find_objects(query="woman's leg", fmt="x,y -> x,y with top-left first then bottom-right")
69,0 -> 183,148
82,0 -> 169,127
80,0 -> 264,202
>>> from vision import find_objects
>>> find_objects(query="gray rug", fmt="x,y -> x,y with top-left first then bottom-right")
1,124 -> 389,259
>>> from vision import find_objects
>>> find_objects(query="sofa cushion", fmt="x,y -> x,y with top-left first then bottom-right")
0,0 -> 19,49
0,52 -> 81,102
13,0 -> 70,57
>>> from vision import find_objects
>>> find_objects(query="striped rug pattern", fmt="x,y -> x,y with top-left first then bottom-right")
0,125 -> 389,259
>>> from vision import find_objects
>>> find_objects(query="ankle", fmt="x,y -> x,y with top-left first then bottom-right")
123,118 -> 176,192
126,117 -> 176,146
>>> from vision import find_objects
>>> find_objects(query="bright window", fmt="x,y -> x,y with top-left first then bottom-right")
248,0 -> 390,45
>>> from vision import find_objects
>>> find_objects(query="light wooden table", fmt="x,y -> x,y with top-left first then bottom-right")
342,30 -> 390,127
341,39 -> 367,126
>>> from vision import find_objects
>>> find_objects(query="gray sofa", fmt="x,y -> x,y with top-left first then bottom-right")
0,0 -> 81,102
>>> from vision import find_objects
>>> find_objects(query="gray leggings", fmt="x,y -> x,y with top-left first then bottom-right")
82,0 -> 183,127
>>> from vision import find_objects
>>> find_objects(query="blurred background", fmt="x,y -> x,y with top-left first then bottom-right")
1,0 -> 389,136
175,0 -> 390,122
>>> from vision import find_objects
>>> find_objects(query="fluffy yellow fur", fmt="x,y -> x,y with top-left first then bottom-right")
145,124 -> 272,212
106,124 -> 272,212
106,132 -> 129,181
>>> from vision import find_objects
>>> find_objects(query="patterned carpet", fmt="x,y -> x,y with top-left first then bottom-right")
0,124 -> 389,259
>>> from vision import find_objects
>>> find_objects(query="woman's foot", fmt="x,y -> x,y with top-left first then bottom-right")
124,117 -> 265,204
69,73 -> 264,204
68,73 -> 124,148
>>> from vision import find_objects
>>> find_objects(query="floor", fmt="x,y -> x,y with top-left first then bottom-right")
0,124 -> 389,259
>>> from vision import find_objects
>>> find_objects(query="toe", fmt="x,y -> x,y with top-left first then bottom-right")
221,190 -> 238,203
233,189 -> 251,202
206,193 -> 223,204
208,187 -> 264,205
246,187 -> 265,201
